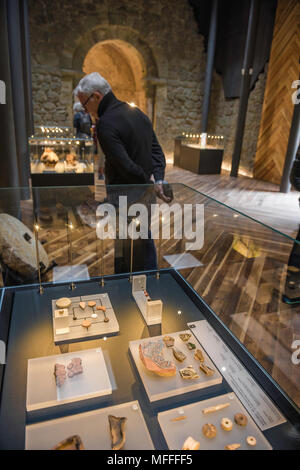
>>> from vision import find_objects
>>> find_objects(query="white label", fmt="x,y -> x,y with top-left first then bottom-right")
188,320 -> 286,430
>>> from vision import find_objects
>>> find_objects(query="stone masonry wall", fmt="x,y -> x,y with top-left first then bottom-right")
29,0 -> 267,173
32,69 -> 69,125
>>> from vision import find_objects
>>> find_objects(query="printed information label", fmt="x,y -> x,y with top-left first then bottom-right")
188,320 -> 286,430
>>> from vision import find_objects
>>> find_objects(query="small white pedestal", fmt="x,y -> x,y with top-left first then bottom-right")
132,275 -> 162,325
54,309 -> 70,336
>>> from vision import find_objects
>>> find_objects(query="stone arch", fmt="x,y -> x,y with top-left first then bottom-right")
82,39 -> 147,112
68,25 -> 160,118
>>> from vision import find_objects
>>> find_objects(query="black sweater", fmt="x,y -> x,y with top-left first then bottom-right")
96,92 -> 166,185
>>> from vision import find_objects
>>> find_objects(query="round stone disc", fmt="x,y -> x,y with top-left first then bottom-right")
56,297 -> 71,309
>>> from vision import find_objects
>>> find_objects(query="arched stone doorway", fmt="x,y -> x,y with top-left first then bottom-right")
82,39 -> 147,113
70,26 -> 160,124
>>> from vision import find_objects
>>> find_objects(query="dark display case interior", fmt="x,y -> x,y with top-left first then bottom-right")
0,183 -> 299,450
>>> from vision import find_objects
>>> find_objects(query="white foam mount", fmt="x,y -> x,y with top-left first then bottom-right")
132,275 -> 162,326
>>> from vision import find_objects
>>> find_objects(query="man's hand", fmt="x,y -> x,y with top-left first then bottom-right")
154,182 -> 173,203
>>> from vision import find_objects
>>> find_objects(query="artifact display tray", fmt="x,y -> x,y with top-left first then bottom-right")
129,330 -> 222,402
0,271 -> 299,450
26,400 -> 154,450
51,293 -> 119,344
158,392 -> 272,450
26,348 -> 112,413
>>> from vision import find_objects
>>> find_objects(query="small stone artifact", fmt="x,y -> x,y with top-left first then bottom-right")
91,313 -> 98,319
88,301 -> 96,308
54,363 -> 67,387
199,363 -> 215,376
52,435 -> 84,450
163,336 -> 175,348
234,413 -> 248,427
202,403 -> 230,415
179,366 -> 199,380
225,443 -> 241,450
202,423 -> 217,439
246,436 -> 257,447
187,342 -> 196,350
194,349 -> 205,362
66,153 -> 77,167
182,436 -> 200,450
97,305 -> 106,312
221,418 -> 233,431
171,416 -> 187,422
108,415 -> 127,450
79,302 -> 86,310
67,358 -> 83,378
0,213 -> 49,278
139,340 -> 176,377
41,148 -> 59,167
97,305 -> 109,322
179,333 -> 191,342
172,347 -> 186,362
81,319 -> 91,330
56,298 -> 71,309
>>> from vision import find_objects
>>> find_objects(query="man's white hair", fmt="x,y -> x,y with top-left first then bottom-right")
73,101 -> 84,113
74,72 -> 111,97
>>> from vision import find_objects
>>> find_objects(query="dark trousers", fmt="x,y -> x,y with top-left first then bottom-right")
114,231 -> 157,274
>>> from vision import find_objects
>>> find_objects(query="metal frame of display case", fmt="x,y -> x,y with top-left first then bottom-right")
0,268 -> 299,450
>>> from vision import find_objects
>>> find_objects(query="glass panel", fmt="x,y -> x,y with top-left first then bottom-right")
158,184 -> 300,411
0,183 -> 299,413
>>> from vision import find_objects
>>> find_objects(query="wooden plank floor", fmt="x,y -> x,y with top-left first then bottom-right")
165,165 -> 300,238
6,166 -> 300,409
164,167 -> 300,407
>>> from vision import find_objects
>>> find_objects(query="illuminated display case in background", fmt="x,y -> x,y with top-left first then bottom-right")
29,126 -> 95,186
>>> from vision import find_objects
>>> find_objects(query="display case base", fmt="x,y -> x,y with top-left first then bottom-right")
31,172 -> 94,187
25,400 -> 154,450
158,392 -> 272,450
178,146 -> 223,174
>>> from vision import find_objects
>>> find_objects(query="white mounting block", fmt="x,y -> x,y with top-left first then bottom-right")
132,275 -> 162,325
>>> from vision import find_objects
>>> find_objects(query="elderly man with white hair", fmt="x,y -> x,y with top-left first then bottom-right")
74,72 -> 170,202
74,72 -> 171,273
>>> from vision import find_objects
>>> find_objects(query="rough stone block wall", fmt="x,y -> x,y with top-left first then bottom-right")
29,0 -> 267,173
32,69 -> 70,125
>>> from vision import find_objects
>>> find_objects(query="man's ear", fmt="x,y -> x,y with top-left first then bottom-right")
94,91 -> 104,103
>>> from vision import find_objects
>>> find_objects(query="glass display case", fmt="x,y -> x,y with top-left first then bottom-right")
29,125 -> 95,187
180,132 -> 224,149
174,132 -> 224,174
0,183 -> 299,450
